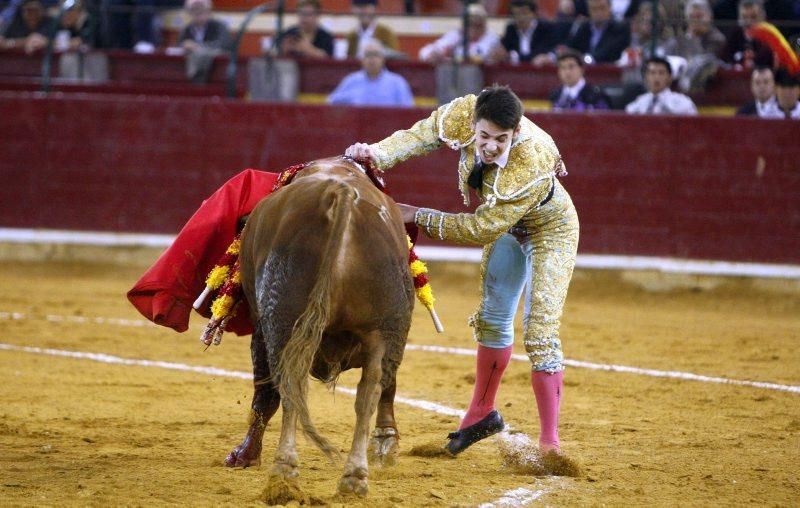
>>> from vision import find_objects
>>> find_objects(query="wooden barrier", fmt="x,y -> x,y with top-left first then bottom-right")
1,93 -> 797,263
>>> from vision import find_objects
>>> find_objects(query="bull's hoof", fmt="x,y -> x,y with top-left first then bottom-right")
368,427 -> 399,466
270,451 -> 300,479
224,443 -> 262,468
337,467 -> 369,497
264,474 -> 308,505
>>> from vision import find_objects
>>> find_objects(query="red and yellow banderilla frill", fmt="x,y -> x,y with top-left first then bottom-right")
407,236 -> 443,332
194,235 -> 244,347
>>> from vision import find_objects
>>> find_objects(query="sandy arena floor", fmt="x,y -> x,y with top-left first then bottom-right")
0,257 -> 798,507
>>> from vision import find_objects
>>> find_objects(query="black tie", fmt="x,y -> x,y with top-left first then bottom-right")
468,160 -> 485,190
647,94 -> 659,114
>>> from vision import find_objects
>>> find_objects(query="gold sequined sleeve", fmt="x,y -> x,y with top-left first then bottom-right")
415,178 -> 552,245
369,96 -> 475,171
369,110 -> 443,171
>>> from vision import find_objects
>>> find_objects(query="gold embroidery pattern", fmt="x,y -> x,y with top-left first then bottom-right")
438,95 -> 477,149
521,183 -> 579,372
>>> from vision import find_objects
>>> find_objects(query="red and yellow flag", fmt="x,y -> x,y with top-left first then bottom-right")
747,22 -> 800,75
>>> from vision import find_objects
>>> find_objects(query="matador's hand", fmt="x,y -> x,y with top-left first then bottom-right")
345,142 -> 377,163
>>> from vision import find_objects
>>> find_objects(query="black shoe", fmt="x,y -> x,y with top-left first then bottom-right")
445,410 -> 505,456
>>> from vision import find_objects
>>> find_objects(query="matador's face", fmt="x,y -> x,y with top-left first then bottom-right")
473,119 -> 519,166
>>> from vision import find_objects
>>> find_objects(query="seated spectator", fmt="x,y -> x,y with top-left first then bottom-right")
553,0 -> 584,44
176,0 -> 230,83
625,56 -> 698,114
549,49 -> 611,110
573,0 -> 642,20
102,0 -> 183,52
276,0 -> 333,58
57,0 -> 95,51
418,3 -> 500,64
0,0 -> 51,53
328,39 -> 414,106
665,0 -> 726,58
736,66 -> 781,116
664,0 -> 726,91
718,0 -> 773,69
346,0 -> 399,59
177,0 -> 230,53
658,0 -> 690,36
618,0 -> 672,68
565,0 -> 631,63
713,0 -> 795,37
774,67 -> 800,118
490,0 -> 558,65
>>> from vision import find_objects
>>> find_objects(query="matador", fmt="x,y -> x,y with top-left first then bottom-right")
346,85 -> 580,457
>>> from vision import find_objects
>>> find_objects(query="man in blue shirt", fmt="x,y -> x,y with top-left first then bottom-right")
328,39 -> 414,107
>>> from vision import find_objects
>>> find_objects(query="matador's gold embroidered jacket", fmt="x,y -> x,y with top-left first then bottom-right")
370,94 -> 566,245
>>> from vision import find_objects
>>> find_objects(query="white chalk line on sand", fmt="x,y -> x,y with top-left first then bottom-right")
0,311 -> 156,328
478,487 -> 547,507
3,310 -> 799,395
406,344 -> 800,395
0,342 -> 541,507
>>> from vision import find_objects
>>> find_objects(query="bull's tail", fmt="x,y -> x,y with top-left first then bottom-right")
276,183 -> 354,462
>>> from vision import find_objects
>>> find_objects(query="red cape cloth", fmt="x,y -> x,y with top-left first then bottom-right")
127,169 -> 279,335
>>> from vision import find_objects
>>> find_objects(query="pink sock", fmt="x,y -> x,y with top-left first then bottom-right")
531,370 -> 564,449
460,345 -> 513,429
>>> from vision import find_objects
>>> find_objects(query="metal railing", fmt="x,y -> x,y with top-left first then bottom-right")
42,0 -> 76,94
226,0 -> 282,98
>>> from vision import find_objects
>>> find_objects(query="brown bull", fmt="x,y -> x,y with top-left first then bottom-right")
225,157 -> 413,500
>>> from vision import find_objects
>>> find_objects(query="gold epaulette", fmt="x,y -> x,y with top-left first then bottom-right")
438,95 -> 477,150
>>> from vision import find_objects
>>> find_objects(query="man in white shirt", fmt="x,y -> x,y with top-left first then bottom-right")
625,56 -> 698,115
418,3 -> 500,64
774,68 -> 800,119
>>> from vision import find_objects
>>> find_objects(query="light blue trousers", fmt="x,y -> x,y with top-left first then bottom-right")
472,233 -> 573,373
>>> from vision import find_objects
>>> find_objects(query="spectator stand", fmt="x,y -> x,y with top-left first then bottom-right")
0,0 -> 768,111
0,47 -> 753,111
159,8 -> 515,57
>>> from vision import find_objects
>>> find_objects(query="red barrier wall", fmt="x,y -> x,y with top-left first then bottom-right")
1,92 -> 798,264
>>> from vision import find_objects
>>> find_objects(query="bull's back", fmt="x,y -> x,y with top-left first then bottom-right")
239,161 -> 412,329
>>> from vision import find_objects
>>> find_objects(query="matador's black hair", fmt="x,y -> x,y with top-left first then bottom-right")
475,85 -> 523,130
